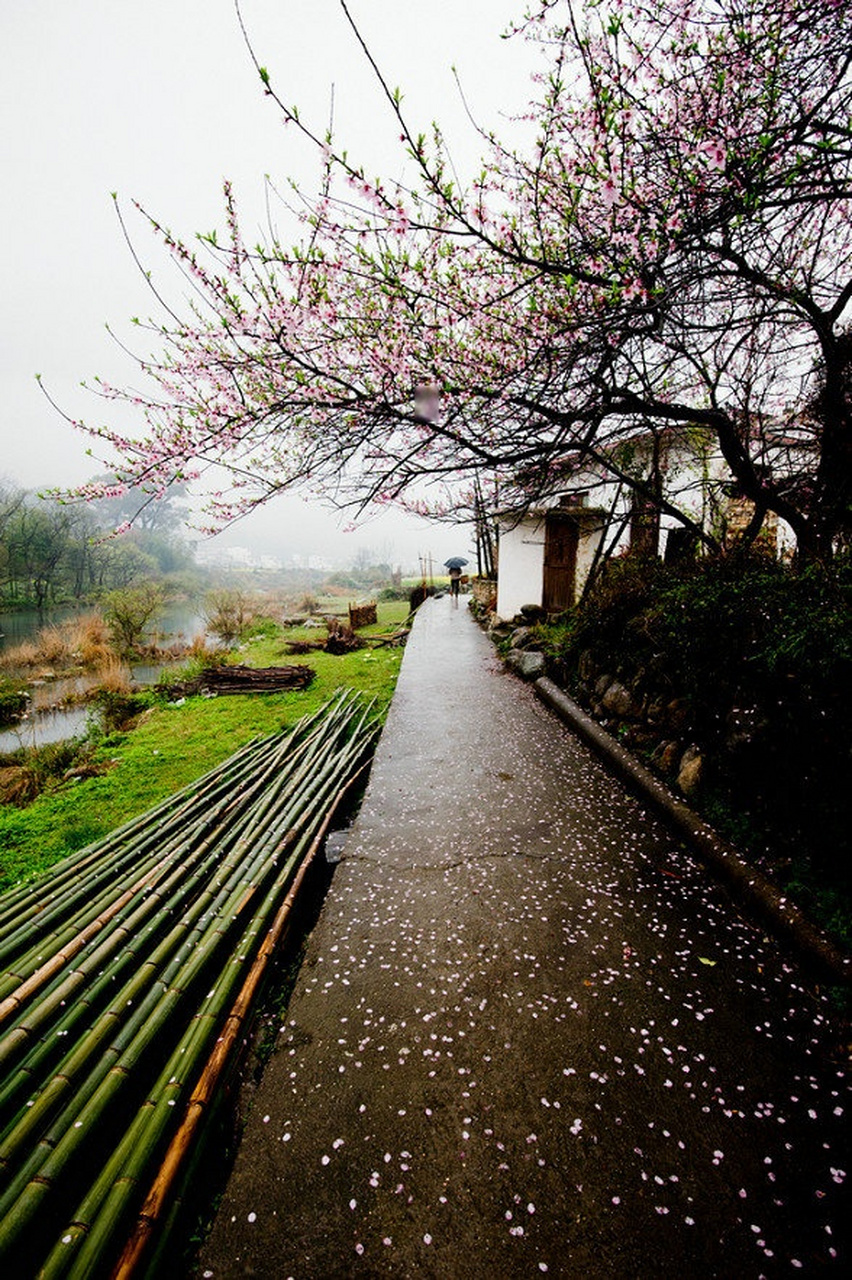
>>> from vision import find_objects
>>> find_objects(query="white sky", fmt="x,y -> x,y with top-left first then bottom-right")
0,0 -> 535,570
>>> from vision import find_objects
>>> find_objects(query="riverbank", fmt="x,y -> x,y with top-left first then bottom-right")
0,602 -> 408,889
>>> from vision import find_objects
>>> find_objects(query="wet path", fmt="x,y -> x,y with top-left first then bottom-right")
200,597 -> 849,1278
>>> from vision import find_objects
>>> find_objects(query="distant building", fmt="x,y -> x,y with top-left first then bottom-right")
194,543 -> 284,571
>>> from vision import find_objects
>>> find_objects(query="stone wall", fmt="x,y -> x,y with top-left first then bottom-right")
571,649 -> 706,797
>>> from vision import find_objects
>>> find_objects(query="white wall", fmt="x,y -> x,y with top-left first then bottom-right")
496,517 -> 545,619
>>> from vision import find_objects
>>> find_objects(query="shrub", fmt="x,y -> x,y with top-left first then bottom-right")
204,589 -> 248,646
0,639 -> 41,670
32,625 -> 68,666
91,687 -> 147,734
0,683 -> 28,727
69,613 -> 113,667
0,738 -> 92,806
102,584 -> 164,655
95,655 -> 135,693
556,554 -> 852,895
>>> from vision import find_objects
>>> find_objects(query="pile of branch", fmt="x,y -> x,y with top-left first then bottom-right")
284,637 -> 325,655
324,618 -> 364,654
170,662 -> 315,698
285,629 -> 410,657
0,692 -> 379,1277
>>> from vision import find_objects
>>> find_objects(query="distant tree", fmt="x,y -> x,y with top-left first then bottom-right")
0,482 -> 25,596
102,583 -> 164,654
68,0 -> 852,561
0,481 -> 25,537
95,538 -> 161,591
86,477 -> 192,536
3,503 -> 77,608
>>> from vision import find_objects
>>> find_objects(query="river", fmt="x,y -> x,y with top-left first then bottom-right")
0,603 -> 207,653
0,604 -> 208,752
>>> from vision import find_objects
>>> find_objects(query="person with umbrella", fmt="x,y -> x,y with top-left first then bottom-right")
444,556 -> 468,604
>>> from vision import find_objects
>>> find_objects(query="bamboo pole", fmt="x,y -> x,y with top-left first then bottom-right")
0,727 -> 291,975
111,759 -> 371,1278
0,696 -> 376,1264
0,711 -> 327,998
0,734 -> 272,930
0,698 -> 335,944
0,696 -> 378,1274
47,748 -> 375,1279
36,747 -> 373,1276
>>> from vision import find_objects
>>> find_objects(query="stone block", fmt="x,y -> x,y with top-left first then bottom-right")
601,679 -> 640,719
506,650 -> 546,680
677,745 -> 703,796
509,627 -> 533,649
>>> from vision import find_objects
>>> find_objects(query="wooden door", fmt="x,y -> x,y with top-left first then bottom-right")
543,513 -> 578,612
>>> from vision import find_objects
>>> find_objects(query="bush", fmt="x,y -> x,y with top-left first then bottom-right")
547,553 -> 852,899
92,689 -> 147,735
0,683 -> 28,727
103,583 -> 164,655
69,613 -> 113,667
204,589 -> 248,646
0,738 -> 92,806
0,640 -> 40,670
30,625 -> 68,665
0,614 -> 113,674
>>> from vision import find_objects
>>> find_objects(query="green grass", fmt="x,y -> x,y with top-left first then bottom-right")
0,603 -> 408,891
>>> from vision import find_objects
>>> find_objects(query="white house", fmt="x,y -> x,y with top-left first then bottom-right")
495,427 -> 793,620
496,498 -> 607,620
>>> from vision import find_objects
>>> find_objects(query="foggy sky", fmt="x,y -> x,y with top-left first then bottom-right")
0,1 -> 534,570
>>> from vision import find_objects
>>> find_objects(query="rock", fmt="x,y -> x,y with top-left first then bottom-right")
677,745 -> 703,796
509,627 -> 533,649
650,740 -> 681,776
489,620 -> 513,642
645,696 -> 667,726
601,679 -> 640,719
519,604 -> 547,624
506,650 -> 546,680
594,673 -> 613,698
324,830 -> 349,865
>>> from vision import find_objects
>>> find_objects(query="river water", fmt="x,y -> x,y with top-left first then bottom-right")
0,604 -> 207,653
0,604 -> 208,753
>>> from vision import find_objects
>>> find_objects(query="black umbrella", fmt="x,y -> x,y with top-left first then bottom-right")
443,556 -> 469,569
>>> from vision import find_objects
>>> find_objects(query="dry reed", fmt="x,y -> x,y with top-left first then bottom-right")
94,655 -> 134,695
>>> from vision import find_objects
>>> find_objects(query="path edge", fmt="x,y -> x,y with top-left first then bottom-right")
534,675 -> 852,987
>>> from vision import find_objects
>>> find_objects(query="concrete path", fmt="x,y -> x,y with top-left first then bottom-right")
200,598 -> 849,1278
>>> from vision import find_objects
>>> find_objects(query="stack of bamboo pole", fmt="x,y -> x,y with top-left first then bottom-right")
0,691 -> 379,1278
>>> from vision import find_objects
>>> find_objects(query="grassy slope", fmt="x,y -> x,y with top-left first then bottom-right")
0,604 -> 408,890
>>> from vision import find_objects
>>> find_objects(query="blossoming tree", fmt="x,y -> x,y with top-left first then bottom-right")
71,0 -> 852,559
